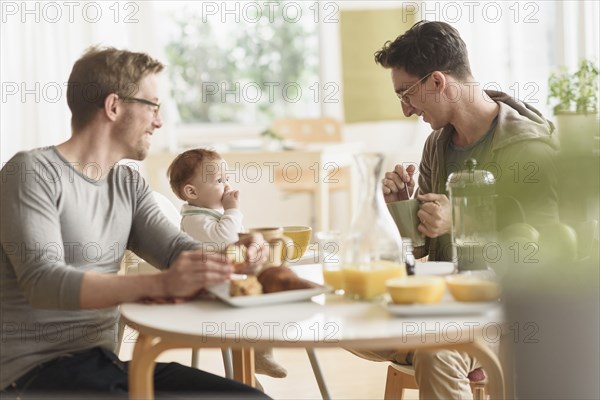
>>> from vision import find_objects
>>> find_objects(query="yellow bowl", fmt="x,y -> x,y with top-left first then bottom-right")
386,276 -> 446,304
445,275 -> 501,302
282,226 -> 312,261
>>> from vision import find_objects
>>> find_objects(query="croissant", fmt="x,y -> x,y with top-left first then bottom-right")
229,276 -> 263,297
258,266 -> 320,293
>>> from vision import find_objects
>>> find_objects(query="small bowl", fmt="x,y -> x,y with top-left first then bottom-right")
386,276 -> 446,304
446,274 -> 501,302
283,226 -> 312,261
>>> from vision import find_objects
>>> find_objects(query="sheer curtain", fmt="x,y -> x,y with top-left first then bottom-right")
0,1 -> 169,164
426,0 -> 599,118
557,0 -> 600,68
446,2 -> 553,116
2,1 -> 598,164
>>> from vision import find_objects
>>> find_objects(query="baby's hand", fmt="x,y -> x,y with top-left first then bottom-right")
222,188 -> 240,210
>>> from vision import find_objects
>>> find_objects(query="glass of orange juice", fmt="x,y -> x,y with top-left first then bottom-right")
315,231 -> 344,294
343,260 -> 406,301
323,267 -> 344,294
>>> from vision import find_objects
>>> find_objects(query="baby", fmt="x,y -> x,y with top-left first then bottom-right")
167,148 -> 287,379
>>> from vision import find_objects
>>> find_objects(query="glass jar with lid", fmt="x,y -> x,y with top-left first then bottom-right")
446,158 -> 497,272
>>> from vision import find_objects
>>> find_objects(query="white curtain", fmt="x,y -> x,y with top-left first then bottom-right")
0,1 -> 171,164
422,0 -> 599,118
556,0 -> 600,68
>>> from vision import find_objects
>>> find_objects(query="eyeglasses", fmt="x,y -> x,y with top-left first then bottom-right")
396,71 -> 434,105
121,96 -> 161,117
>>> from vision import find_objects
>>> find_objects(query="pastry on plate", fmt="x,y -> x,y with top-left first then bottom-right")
258,266 -> 320,293
229,276 -> 263,297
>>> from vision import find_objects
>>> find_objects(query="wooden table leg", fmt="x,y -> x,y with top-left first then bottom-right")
232,348 -> 255,387
128,333 -> 179,400
456,339 -> 506,400
129,333 -> 157,399
127,333 -> 259,399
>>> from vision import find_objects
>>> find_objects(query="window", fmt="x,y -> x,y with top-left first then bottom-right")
157,1 -> 320,126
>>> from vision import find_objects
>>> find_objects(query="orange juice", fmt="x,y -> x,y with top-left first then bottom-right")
323,268 -> 345,291
344,261 -> 406,300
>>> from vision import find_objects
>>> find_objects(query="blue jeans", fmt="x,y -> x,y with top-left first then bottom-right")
1,347 -> 268,399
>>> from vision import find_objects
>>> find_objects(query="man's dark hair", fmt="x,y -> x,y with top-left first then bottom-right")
374,20 -> 472,80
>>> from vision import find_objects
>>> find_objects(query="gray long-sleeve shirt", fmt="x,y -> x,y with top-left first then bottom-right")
0,146 -> 199,389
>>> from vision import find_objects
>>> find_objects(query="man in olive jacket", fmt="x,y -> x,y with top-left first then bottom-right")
351,21 -> 559,399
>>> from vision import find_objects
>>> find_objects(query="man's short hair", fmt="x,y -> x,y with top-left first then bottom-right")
67,46 -> 164,130
167,148 -> 222,201
374,20 -> 472,80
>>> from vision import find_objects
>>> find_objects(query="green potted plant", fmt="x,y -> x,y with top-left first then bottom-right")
548,59 -> 599,153
259,127 -> 284,150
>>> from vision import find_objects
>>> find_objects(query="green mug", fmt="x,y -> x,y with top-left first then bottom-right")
387,199 -> 426,247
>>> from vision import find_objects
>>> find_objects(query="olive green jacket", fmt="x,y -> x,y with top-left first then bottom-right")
393,90 -> 560,261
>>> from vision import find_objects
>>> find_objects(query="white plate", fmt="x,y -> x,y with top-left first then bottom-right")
207,280 -> 331,308
385,300 -> 499,316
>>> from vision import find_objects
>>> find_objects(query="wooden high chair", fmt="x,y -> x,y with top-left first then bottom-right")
116,192 -> 234,377
117,192 -> 332,398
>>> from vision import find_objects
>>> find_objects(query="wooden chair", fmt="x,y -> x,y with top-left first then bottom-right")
384,363 -> 487,400
271,118 -> 350,227
272,117 -> 343,144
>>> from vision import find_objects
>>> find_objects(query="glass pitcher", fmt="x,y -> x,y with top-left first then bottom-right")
341,153 -> 406,301
446,158 -> 497,272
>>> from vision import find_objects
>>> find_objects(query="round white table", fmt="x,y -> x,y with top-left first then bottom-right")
121,263 -> 505,399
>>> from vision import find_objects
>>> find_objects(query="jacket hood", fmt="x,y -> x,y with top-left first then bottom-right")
486,90 -> 559,151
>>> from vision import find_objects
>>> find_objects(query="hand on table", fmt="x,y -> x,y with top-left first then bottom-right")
382,164 -> 416,203
416,193 -> 452,238
159,250 -> 233,302
234,233 -> 268,275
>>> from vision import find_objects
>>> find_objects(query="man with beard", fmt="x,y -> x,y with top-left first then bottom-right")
0,47 -> 268,399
